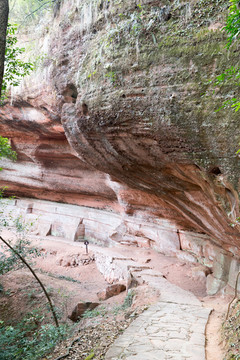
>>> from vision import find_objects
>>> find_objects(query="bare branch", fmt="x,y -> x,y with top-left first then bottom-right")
0,235 -> 59,327
22,0 -> 57,22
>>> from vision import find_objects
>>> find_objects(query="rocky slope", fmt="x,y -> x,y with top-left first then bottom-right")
0,0 -> 240,294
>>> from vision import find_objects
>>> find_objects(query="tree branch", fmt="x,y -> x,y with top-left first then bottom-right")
22,0 -> 57,22
0,235 -> 59,327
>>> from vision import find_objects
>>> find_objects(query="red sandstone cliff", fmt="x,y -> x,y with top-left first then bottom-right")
0,0 -> 240,294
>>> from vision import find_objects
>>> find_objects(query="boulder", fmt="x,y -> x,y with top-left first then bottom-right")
206,274 -> 226,296
68,302 -> 99,322
97,284 -> 126,301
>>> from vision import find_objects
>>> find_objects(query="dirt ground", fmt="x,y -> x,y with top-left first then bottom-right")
0,228 -> 231,359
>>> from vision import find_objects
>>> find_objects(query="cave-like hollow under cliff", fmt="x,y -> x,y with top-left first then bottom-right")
1,0 -> 240,295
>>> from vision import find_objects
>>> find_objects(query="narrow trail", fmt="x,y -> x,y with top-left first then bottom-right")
29,235 -> 227,360
105,271 -> 212,360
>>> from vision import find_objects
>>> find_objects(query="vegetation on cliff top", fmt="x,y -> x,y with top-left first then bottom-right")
212,0 -> 240,113
1,23 -> 33,103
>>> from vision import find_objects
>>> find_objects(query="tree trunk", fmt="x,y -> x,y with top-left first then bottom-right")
0,0 -> 9,98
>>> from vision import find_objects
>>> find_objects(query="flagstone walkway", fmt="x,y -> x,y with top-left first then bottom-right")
105,272 -> 212,360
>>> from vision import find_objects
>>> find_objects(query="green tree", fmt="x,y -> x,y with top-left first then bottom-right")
0,0 -> 60,99
213,0 -> 240,112
1,23 -> 34,103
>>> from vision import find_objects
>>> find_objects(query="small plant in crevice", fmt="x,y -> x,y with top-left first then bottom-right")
105,71 -> 117,84
112,290 -> 135,315
38,269 -> 81,284
82,306 -> 107,319
84,352 -> 95,360
105,5 -> 159,48
57,274 -> 81,283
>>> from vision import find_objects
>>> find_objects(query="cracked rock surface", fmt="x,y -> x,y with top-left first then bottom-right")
105,273 -> 212,360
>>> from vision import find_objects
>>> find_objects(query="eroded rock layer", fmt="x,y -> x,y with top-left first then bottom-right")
0,104 -> 119,210
0,0 -> 240,293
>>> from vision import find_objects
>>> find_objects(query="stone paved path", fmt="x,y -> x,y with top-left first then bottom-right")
105,270 -> 212,360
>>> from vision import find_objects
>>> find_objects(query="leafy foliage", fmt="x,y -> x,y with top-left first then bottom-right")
112,290 -> 135,315
224,0 -> 240,48
1,24 -> 34,102
212,0 -> 240,112
0,311 -> 72,360
0,237 -> 40,275
82,306 -> 107,319
0,136 -> 16,161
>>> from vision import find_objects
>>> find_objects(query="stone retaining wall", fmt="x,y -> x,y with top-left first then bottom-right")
1,197 -> 240,294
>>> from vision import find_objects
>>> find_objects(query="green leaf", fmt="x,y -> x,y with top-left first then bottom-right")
1,23 -> 33,104
84,352 -> 95,360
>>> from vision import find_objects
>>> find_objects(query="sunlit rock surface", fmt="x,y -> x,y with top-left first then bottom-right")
0,104 -> 119,209
1,0 -> 240,293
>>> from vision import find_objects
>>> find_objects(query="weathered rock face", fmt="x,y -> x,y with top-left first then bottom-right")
59,0 -> 240,252
0,104 -> 119,210
1,0 -> 240,292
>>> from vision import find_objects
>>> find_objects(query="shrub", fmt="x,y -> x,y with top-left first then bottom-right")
0,310 -> 73,360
